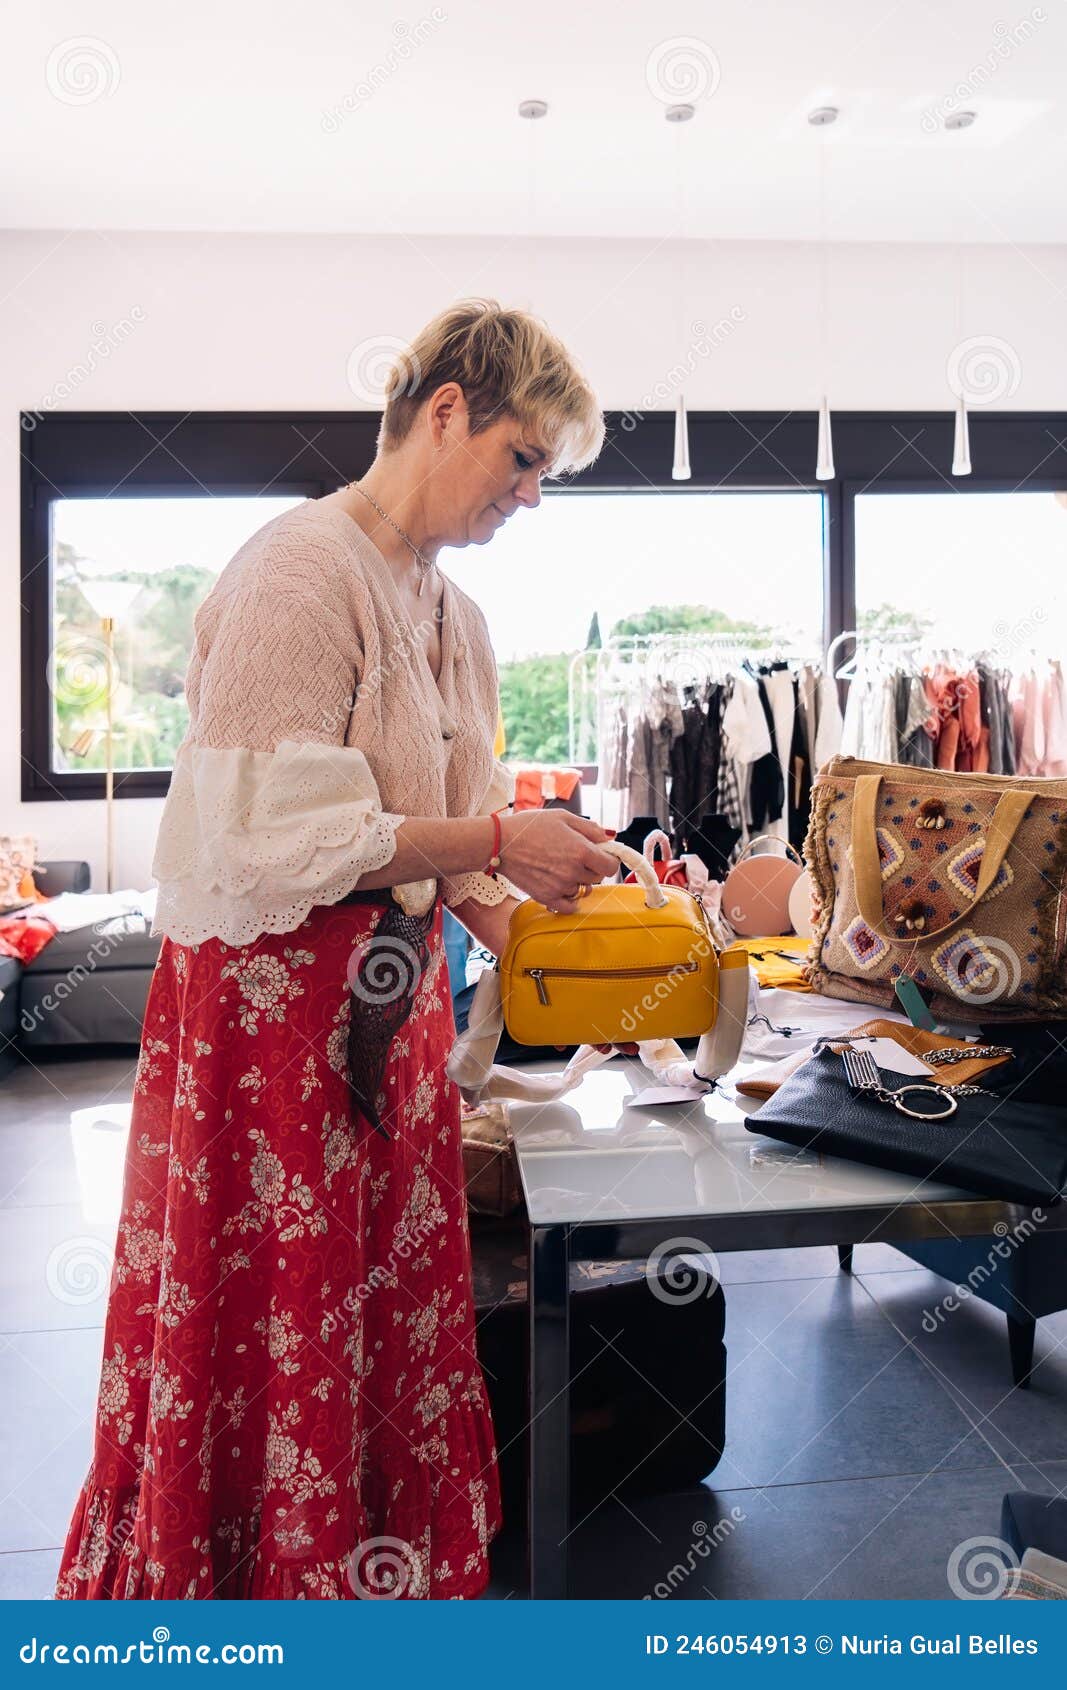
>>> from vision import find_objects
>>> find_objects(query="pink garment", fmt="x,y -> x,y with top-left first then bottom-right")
956,669 -> 982,772
1043,661 -> 1067,776
1013,669 -> 1046,777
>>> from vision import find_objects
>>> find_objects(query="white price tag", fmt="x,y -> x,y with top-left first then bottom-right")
849,1036 -> 932,1077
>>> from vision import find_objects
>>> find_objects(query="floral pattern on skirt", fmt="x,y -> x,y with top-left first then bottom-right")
56,899 -> 502,1600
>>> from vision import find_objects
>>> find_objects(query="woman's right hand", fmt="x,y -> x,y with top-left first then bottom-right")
497,811 -> 620,913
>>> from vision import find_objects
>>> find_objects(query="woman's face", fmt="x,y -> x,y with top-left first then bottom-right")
429,392 -> 548,546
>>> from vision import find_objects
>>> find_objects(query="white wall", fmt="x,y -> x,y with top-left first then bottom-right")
4,228 -> 1067,885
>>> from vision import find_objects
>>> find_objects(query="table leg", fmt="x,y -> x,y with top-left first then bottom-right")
527,1222 -> 570,1600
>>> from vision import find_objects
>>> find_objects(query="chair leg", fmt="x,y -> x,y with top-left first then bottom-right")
1007,1314 -> 1036,1390
837,1244 -> 854,1275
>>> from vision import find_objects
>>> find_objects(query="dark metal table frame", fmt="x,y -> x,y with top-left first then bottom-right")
525,1196 -> 1067,1599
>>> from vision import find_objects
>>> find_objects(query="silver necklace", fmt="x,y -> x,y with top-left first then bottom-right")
349,482 -> 435,597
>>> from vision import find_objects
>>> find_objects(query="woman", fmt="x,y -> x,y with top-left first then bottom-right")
57,299 -> 615,1600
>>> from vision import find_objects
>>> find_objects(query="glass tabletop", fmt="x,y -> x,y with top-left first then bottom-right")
507,1056 -> 978,1228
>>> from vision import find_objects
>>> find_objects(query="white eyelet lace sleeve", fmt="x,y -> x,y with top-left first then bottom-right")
151,739 -> 404,946
442,758 -> 522,909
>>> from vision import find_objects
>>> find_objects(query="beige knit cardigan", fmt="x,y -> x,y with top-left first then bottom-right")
152,499 -> 517,946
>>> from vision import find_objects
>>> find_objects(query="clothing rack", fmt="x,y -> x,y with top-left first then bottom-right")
569,632 -> 812,765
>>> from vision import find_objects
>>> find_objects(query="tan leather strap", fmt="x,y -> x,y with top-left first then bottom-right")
853,774 -> 1034,944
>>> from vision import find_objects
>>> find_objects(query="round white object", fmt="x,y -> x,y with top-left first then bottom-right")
788,869 -> 814,939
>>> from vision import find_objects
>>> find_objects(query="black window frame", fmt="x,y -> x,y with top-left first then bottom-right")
20,407 -> 1067,800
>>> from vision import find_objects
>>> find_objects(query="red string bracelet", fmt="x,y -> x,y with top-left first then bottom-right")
484,809 -> 504,878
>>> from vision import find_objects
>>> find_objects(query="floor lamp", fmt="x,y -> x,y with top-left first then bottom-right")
76,579 -> 142,893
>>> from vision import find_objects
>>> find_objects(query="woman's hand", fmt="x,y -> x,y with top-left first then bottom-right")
497,811 -> 619,913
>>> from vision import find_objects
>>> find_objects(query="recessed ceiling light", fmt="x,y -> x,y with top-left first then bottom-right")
518,99 -> 549,120
944,109 -> 977,130
665,102 -> 695,123
807,106 -> 839,127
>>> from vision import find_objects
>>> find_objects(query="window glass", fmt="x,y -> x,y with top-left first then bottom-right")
854,491 -> 1067,657
443,489 -> 826,764
50,495 -> 303,773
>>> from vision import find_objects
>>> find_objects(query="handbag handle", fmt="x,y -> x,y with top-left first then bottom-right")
733,834 -> 804,869
602,840 -> 670,908
642,828 -> 674,864
853,774 -> 1034,943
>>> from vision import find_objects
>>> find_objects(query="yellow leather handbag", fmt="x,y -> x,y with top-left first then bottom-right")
498,841 -> 719,1046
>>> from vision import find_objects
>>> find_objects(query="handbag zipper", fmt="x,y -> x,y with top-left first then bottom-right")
524,961 -> 699,1006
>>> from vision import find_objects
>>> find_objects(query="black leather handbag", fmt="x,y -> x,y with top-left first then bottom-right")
746,1045 -> 1067,1207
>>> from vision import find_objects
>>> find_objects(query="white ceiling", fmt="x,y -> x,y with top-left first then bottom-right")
5,0 -> 1067,244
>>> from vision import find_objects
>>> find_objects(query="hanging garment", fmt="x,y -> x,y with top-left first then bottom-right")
797,664 -> 819,767
956,668 -> 983,772
763,664 -> 796,844
626,701 -> 657,825
840,670 -> 867,759
669,689 -> 708,853
896,672 -> 933,767
1013,667 -> 1046,777
746,673 -> 786,832
1044,660 -> 1067,776
600,699 -> 629,793
713,680 -> 744,844
787,676 -> 812,853
813,671 -> 844,770
979,662 -> 1011,775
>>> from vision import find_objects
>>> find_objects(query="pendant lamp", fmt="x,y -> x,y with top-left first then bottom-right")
673,393 -> 692,480
952,394 -> 972,476
816,395 -> 835,480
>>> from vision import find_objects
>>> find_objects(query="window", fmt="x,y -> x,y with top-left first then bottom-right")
854,489 -> 1067,657
23,409 -> 1067,799
50,495 -> 302,776
443,489 -> 826,764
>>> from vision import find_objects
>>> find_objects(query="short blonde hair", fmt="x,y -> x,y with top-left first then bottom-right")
378,298 -> 604,476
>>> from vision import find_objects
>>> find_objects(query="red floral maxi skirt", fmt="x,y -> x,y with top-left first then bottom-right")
56,898 -> 502,1599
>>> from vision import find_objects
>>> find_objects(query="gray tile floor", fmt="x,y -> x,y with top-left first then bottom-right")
1,1053 -> 1063,1602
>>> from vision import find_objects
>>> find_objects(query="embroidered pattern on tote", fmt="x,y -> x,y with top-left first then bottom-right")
945,838 -> 1014,904
875,827 -> 906,882
930,928 -> 1004,997
842,916 -> 890,972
